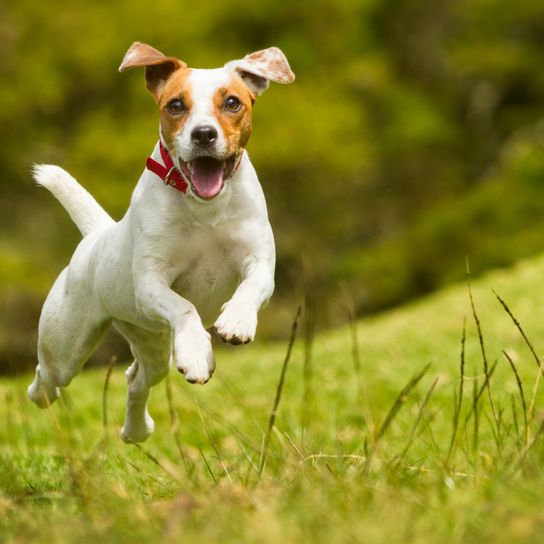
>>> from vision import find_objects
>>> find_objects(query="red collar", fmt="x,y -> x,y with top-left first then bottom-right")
146,141 -> 188,193
146,142 -> 244,195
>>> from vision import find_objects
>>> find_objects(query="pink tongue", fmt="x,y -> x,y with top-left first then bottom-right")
190,157 -> 224,199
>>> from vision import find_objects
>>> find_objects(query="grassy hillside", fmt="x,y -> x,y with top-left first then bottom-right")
3,255 -> 544,542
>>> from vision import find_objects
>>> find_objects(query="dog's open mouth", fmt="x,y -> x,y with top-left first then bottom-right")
178,156 -> 238,200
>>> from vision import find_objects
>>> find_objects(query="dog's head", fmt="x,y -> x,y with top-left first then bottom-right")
119,42 -> 295,200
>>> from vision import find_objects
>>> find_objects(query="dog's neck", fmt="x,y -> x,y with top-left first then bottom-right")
144,141 -> 250,227
146,139 -> 188,193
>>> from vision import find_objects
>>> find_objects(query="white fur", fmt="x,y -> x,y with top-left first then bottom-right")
28,66 -> 277,444
176,69 -> 231,161
33,164 -> 114,236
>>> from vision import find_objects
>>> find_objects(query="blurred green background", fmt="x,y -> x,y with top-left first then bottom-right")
2,0 -> 544,372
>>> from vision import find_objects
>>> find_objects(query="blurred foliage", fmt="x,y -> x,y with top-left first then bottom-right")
1,0 -> 544,370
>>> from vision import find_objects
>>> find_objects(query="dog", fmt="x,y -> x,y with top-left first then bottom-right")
28,42 -> 295,442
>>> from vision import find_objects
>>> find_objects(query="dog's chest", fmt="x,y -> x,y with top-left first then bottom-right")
169,227 -> 241,325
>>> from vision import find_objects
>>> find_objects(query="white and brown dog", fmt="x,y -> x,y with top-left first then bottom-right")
28,42 -> 295,442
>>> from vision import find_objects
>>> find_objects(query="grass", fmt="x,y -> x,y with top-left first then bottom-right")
4,255 -> 544,542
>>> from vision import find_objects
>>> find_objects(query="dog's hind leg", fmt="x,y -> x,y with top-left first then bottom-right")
115,323 -> 171,443
28,268 -> 110,408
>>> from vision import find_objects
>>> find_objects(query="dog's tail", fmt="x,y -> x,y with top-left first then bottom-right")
33,164 -> 115,236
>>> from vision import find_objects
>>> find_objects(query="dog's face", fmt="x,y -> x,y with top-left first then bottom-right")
119,42 -> 294,200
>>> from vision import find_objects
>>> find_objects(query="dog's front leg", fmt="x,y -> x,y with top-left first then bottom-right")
134,270 -> 215,384
214,258 -> 275,345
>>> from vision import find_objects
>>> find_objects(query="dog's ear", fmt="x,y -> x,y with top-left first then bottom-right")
119,42 -> 186,99
225,47 -> 295,96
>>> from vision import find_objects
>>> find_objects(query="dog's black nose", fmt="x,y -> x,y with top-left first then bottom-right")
191,125 -> 218,147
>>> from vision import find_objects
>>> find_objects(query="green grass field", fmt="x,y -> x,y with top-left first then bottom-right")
3,256 -> 544,543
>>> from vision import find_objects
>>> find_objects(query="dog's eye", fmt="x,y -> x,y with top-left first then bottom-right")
167,99 -> 185,115
224,96 -> 242,113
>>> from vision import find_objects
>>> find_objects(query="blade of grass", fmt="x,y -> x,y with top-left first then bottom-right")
463,360 -> 499,429
341,282 -> 362,401
493,289 -> 544,430
375,363 -> 431,441
301,281 -> 315,442
198,447 -> 217,484
466,259 -> 498,430
528,366 -> 542,429
231,432 -> 260,482
502,350 -> 528,445
259,305 -> 302,478
510,392 -> 520,440
195,397 -> 232,483
399,376 -> 439,460
41,390 -> 87,501
493,290 -> 543,373
184,390 -> 262,454
512,415 -> 544,472
164,373 -> 197,483
125,439 -> 183,484
342,283 -> 374,442
446,317 -> 467,467
472,373 -> 479,457
117,455 -> 172,489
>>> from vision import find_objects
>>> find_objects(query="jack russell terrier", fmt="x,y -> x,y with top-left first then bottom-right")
28,42 -> 295,442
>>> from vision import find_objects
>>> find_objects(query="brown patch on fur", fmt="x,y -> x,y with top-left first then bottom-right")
119,42 -> 187,98
267,59 -> 292,81
157,69 -> 194,147
213,77 -> 254,157
238,47 -> 295,85
119,42 -> 185,72
246,50 -> 267,62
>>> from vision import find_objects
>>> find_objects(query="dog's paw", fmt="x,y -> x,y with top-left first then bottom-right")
213,301 -> 257,345
121,411 -> 155,443
174,328 -> 215,384
27,376 -> 60,409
